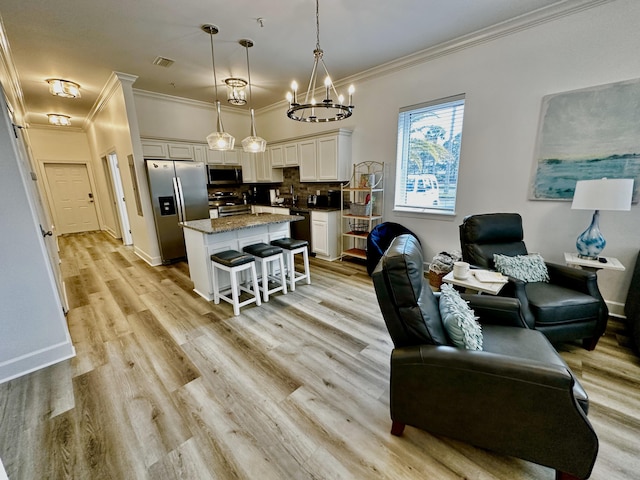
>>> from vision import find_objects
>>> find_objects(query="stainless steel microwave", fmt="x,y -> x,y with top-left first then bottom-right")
208,166 -> 242,185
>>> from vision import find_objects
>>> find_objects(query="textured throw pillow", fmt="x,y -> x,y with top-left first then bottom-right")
493,253 -> 549,283
439,284 -> 483,350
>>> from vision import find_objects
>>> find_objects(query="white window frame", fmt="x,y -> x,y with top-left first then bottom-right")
394,94 -> 465,215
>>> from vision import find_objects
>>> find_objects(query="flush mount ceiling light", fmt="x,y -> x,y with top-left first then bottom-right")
46,79 -> 81,98
225,78 -> 247,105
239,39 -> 266,153
202,24 -> 235,151
285,0 -> 354,123
47,114 -> 71,126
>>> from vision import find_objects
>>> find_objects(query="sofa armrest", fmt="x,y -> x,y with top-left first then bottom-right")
390,345 -> 598,479
461,294 -> 528,328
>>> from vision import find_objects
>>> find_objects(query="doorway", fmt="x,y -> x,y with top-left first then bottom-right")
44,163 -> 100,234
106,152 -> 133,245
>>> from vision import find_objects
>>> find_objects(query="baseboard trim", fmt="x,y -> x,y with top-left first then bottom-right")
134,246 -> 161,266
0,341 -> 76,384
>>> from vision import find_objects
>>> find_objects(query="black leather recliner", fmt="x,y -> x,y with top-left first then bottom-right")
372,234 -> 598,480
624,250 -> 640,354
459,213 -> 608,350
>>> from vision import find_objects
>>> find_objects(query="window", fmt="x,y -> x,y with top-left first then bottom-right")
394,94 -> 465,215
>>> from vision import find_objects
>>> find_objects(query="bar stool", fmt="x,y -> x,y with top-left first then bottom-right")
210,250 -> 261,316
243,243 -> 287,302
270,238 -> 311,291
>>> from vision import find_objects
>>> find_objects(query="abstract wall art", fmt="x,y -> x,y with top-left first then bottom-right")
530,78 -> 640,202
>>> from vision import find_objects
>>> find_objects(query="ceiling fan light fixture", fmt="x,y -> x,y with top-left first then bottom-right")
202,24 -> 235,151
47,79 -> 81,98
47,113 -> 71,126
285,0 -> 354,123
225,78 -> 247,105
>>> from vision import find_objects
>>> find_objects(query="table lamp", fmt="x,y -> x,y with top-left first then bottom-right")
571,178 -> 634,259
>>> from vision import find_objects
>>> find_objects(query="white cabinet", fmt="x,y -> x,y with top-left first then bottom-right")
207,148 -> 241,165
298,129 -> 352,182
311,210 -> 340,260
142,139 -> 216,162
241,151 -> 257,183
255,151 -> 283,183
284,143 -> 299,166
270,145 -> 284,167
141,141 -> 168,158
252,206 -> 290,215
298,139 -> 318,181
193,145 -> 207,163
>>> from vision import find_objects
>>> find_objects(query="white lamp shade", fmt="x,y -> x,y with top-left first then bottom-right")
571,178 -> 634,211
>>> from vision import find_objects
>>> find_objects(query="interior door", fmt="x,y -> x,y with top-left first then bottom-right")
44,163 -> 100,234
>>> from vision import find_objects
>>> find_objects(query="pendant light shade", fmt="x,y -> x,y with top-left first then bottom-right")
202,24 -> 235,151
239,39 -> 266,153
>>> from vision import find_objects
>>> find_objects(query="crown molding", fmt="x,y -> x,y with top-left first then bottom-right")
132,88 -> 244,115
261,0 -> 614,115
83,71 -> 139,129
29,123 -> 85,133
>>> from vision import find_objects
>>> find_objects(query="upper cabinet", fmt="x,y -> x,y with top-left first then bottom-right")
269,145 -> 284,168
242,150 -> 282,184
206,148 -> 241,166
299,129 -> 352,182
142,140 -> 196,160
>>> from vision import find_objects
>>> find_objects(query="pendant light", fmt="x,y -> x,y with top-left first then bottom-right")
239,39 -> 266,153
285,0 -> 354,123
202,24 -> 235,151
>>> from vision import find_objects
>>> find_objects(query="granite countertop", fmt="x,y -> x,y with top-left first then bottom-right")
255,202 -> 341,212
181,213 -> 302,235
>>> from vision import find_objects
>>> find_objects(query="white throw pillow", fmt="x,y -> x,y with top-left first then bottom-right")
493,253 -> 549,283
439,283 -> 483,350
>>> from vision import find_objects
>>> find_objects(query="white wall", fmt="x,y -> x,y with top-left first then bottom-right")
86,73 -> 160,264
26,128 -> 121,235
258,0 -> 640,311
133,90 -> 250,144
0,90 -> 75,383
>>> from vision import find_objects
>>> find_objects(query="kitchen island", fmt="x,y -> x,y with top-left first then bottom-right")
181,213 -> 301,301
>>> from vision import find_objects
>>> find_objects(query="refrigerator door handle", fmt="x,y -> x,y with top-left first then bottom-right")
172,176 -> 185,223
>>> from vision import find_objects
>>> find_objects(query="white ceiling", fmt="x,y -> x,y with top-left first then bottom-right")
1,0 -> 579,128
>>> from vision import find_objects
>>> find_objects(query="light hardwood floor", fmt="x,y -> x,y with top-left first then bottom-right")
1,231 -> 639,479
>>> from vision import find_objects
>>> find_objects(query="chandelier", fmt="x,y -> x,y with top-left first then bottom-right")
286,0 -> 354,123
47,79 -> 81,98
240,39 -> 266,153
225,78 -> 247,105
202,24 -> 235,151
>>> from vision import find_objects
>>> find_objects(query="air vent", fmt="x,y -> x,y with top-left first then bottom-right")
153,56 -> 175,68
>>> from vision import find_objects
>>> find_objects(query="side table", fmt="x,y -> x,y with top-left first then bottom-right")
564,252 -> 625,272
442,270 -> 507,295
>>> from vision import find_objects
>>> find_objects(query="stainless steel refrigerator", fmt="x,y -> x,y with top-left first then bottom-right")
146,159 -> 209,263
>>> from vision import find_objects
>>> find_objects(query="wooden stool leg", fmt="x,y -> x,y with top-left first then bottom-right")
261,257 -> 270,302
212,265 -> 220,304
303,247 -> 311,284
278,254 -> 287,295
288,250 -> 296,292
230,267 -> 240,316
250,262 -> 261,307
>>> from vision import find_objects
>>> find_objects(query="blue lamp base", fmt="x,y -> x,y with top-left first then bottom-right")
576,210 -> 605,260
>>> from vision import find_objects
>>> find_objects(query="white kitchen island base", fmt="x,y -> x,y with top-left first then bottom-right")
182,214 -> 298,301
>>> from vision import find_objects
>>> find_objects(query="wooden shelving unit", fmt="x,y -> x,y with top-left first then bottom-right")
340,161 -> 384,260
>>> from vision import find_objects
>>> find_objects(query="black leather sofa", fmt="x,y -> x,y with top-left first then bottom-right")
372,234 -> 598,479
